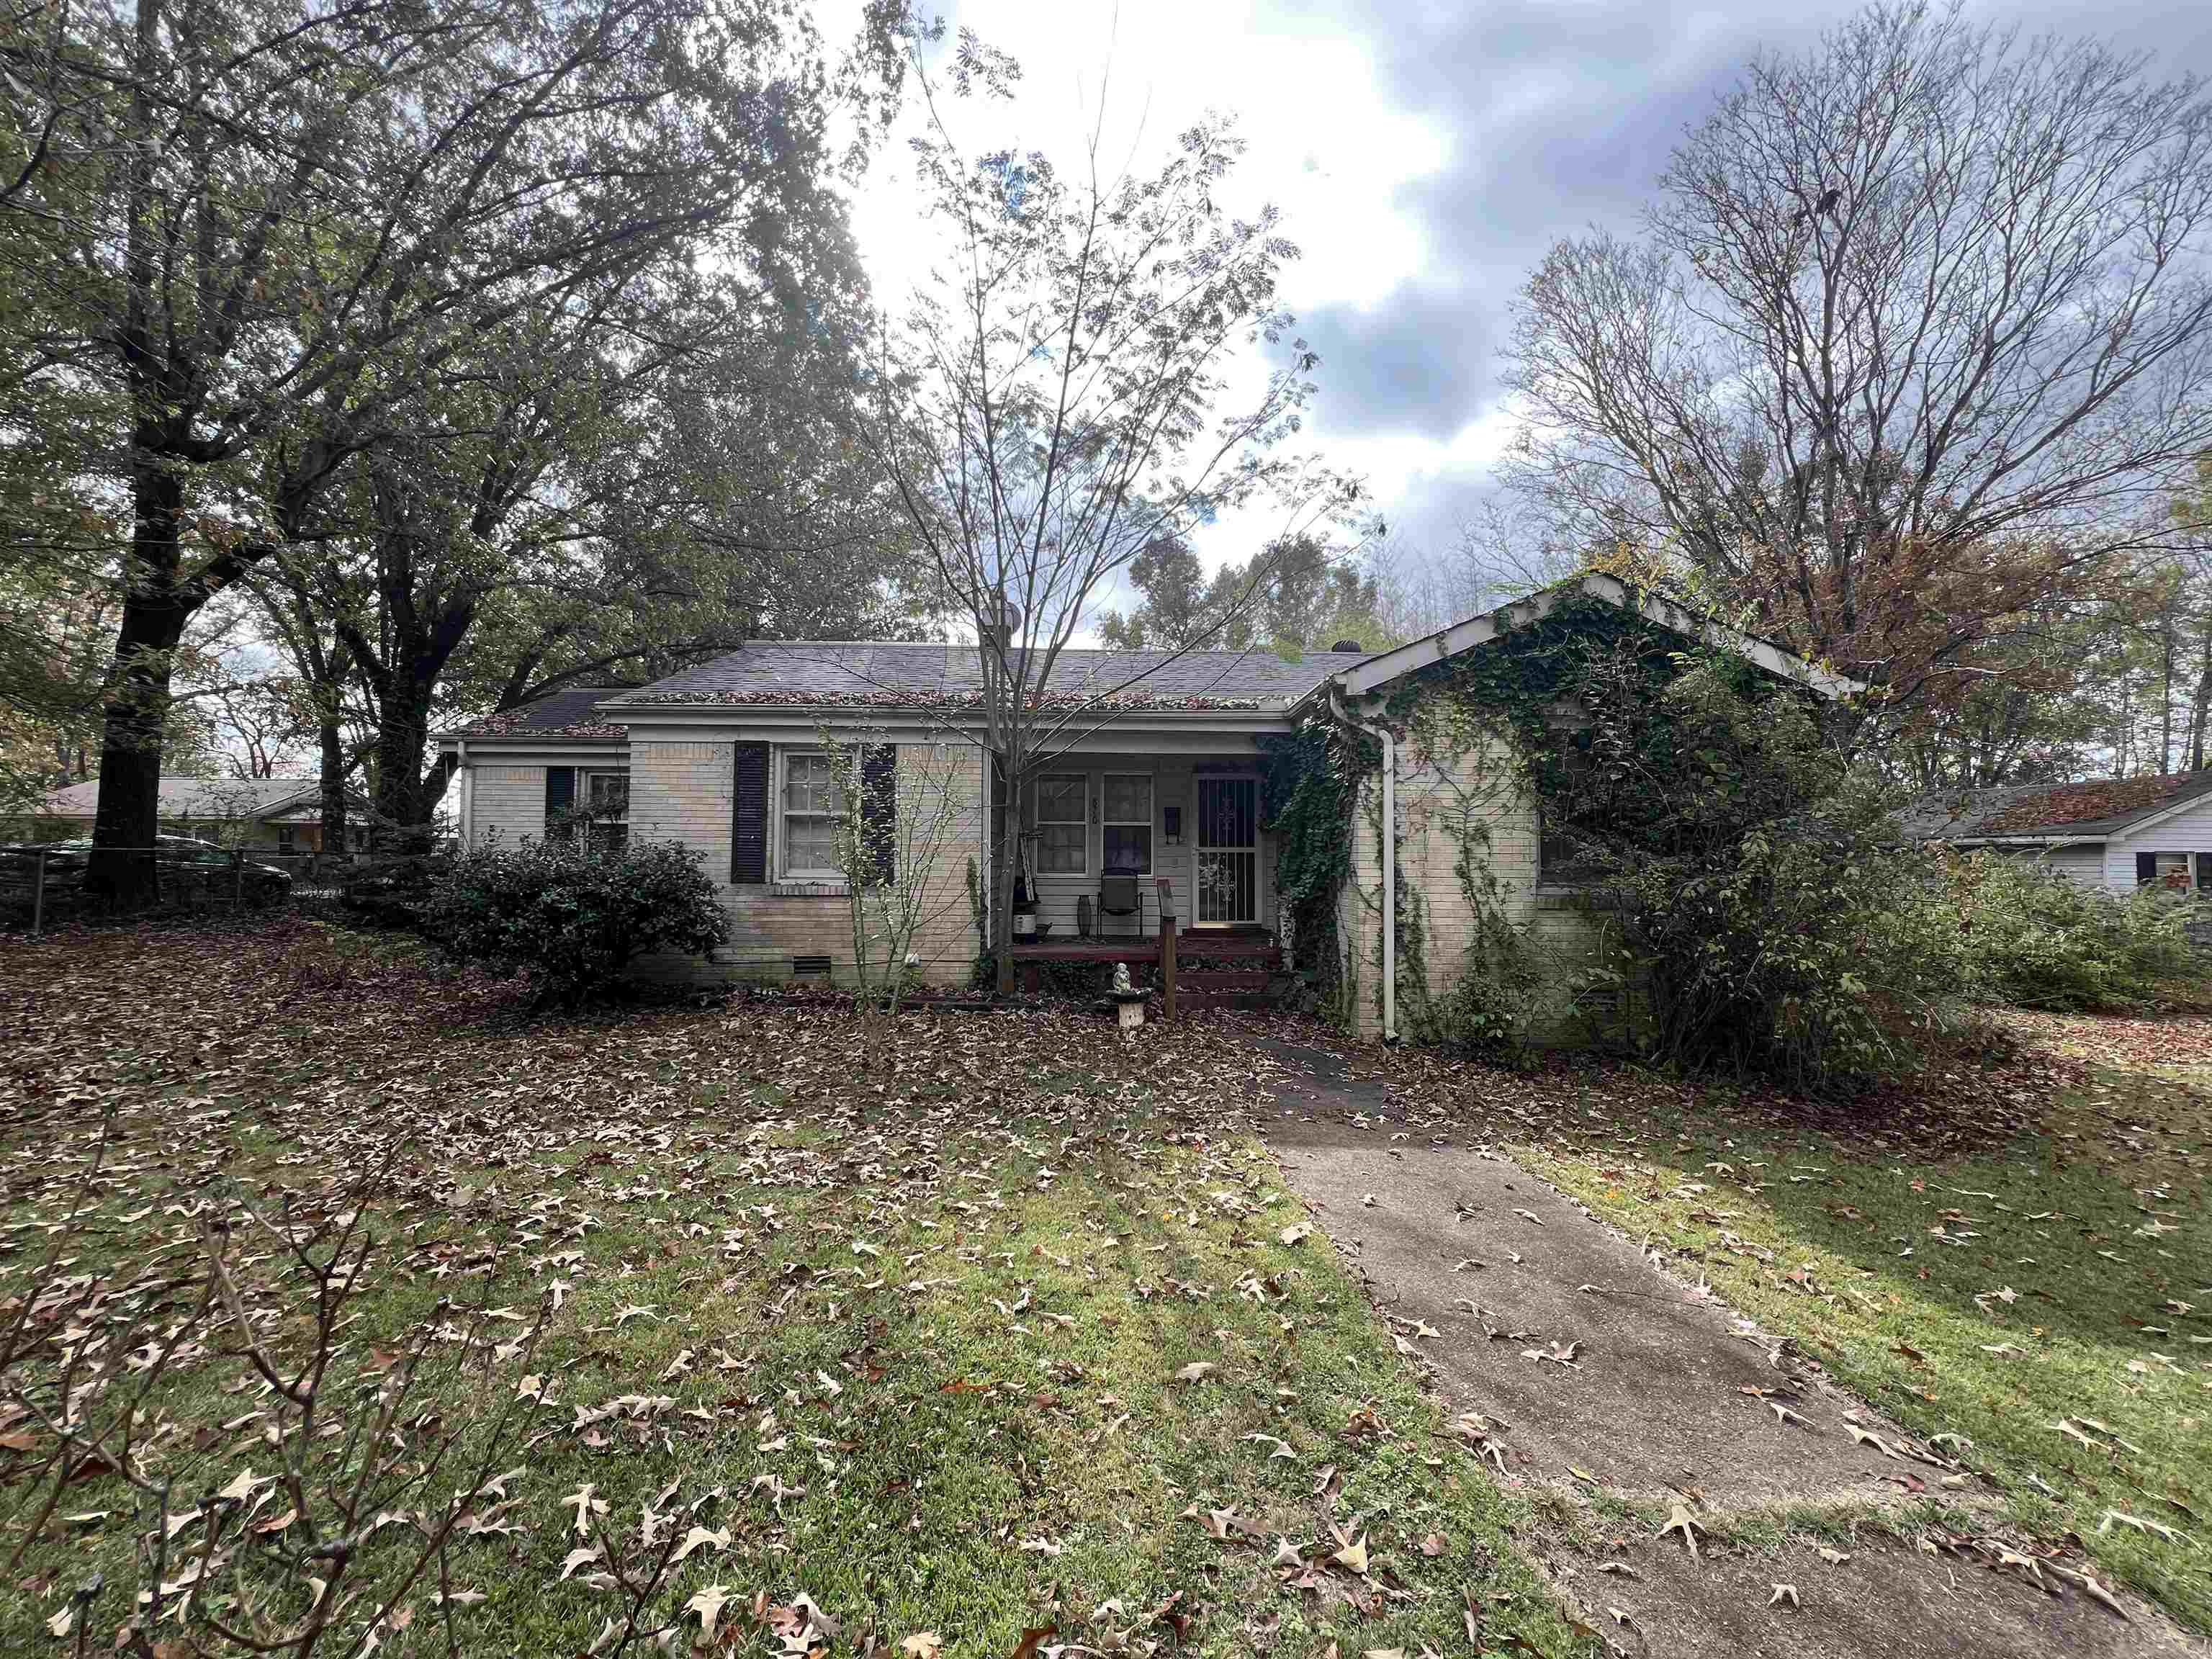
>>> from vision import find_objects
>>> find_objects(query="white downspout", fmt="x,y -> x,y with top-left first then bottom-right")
1331,685 -> 1397,1043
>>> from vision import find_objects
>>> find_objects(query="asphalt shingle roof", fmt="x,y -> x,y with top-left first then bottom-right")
38,776 -> 321,819
444,686 -> 633,740
1894,771 -> 2212,842
610,642 -> 1374,712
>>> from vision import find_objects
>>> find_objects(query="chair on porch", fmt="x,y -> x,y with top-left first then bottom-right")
1097,872 -> 1143,938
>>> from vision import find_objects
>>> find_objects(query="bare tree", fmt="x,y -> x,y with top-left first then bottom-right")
856,30 -> 1353,990
1498,0 -> 2212,736
813,727 -> 976,1030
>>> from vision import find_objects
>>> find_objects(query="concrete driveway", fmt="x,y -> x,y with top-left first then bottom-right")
1253,1035 -> 2206,1659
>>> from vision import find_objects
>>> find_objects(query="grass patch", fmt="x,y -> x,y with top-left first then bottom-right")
0,920 -> 1570,1657
1482,1047 -> 2211,1630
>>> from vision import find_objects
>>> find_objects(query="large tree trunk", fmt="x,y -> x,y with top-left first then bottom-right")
369,675 -> 436,853
319,717 -> 349,854
85,465 -> 189,906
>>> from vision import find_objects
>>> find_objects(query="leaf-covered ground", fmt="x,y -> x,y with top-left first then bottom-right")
0,920 -> 1574,1658
1339,1017 -> 2212,1632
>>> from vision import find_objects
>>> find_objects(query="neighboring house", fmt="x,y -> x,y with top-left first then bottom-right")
1896,773 -> 2212,894
439,575 -> 1853,1036
22,775 -> 371,853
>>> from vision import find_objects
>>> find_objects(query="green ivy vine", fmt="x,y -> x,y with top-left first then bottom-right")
1259,589 -> 1838,1057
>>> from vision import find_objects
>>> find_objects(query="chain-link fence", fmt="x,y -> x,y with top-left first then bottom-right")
1,843 -> 417,933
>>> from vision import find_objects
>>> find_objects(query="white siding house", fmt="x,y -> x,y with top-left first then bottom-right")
1898,773 -> 2212,895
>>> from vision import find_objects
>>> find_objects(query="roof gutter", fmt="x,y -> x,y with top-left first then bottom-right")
599,701 -> 1292,721
1330,682 -> 1396,1046
1936,832 -> 2103,848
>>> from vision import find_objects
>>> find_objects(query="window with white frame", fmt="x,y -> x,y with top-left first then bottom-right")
1101,773 -> 1153,874
779,750 -> 844,878
1033,773 -> 1088,874
582,770 -> 629,854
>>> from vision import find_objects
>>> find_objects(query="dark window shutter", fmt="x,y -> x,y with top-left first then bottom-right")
2198,851 -> 2211,891
2136,850 -> 2157,886
860,745 -> 896,886
731,743 -> 769,884
544,767 -> 575,842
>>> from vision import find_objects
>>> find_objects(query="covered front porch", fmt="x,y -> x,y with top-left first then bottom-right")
1007,876 -> 1282,1013
1010,755 -> 1274,935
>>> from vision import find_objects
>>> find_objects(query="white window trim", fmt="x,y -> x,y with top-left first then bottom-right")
580,768 -> 629,822
1100,770 -> 1154,877
1032,771 -> 1090,878
776,747 -> 849,884
578,768 -> 631,853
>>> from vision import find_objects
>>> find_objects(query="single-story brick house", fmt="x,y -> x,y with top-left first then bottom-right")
1896,772 -> 2212,894
21,775 -> 372,853
439,574 -> 1853,1038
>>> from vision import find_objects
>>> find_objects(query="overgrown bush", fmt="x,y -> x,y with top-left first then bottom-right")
423,837 -> 726,1001
338,853 -> 446,929
1448,621 -> 1973,1082
1953,852 -> 2200,1010
1605,785 -> 1970,1081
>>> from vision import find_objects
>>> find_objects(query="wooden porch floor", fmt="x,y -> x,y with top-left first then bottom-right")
1007,928 -> 1276,964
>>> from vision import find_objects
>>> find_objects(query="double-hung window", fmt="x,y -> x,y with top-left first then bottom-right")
582,770 -> 629,854
1033,774 -> 1088,875
1101,774 -> 1153,875
779,750 -> 843,880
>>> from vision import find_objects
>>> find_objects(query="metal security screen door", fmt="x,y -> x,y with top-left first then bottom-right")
1195,777 -> 1259,925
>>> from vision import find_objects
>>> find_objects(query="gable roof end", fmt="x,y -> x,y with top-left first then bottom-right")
1316,571 -> 1862,707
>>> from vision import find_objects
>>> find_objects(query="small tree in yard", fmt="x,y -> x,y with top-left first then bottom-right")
811,732 -> 974,1021
856,30 -> 1356,993
426,840 -> 726,1004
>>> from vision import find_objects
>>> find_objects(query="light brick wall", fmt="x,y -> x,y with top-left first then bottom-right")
626,738 -> 987,989
467,765 -> 545,846
1336,720 -> 1611,1044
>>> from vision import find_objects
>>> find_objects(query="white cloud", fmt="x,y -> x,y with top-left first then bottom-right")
840,1 -> 1459,577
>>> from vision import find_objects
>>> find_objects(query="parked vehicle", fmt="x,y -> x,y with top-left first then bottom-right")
24,835 -> 295,902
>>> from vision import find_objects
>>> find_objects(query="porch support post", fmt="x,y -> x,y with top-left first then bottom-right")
1158,880 -> 1177,1022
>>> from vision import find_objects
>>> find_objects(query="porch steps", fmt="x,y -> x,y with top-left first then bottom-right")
1173,966 -> 1289,1010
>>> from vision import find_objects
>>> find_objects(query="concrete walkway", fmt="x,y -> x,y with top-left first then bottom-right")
1253,1035 -> 2206,1659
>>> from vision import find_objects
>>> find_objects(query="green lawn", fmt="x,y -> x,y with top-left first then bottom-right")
1403,1020 -> 2212,1631
0,920 -> 1572,1658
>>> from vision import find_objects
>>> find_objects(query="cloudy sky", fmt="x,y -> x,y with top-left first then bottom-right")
842,0 -> 2212,595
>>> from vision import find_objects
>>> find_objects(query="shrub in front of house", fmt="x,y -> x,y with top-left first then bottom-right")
1601,785 -> 1971,1083
1514,652 -> 1974,1082
422,838 -> 726,1001
339,855 -> 448,930
1953,851 -> 2200,1012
